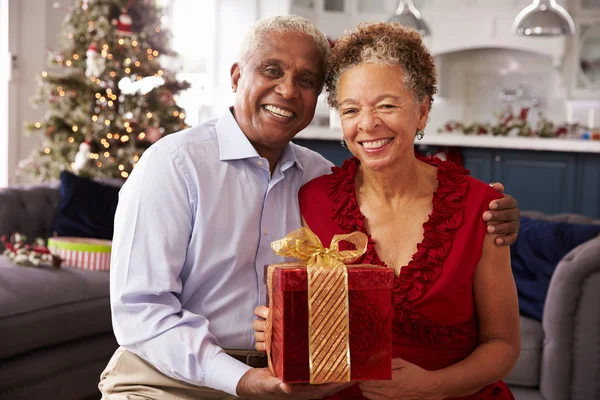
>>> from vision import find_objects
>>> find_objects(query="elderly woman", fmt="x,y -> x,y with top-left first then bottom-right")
255,22 -> 520,400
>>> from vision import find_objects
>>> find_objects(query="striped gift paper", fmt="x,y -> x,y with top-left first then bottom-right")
47,237 -> 112,271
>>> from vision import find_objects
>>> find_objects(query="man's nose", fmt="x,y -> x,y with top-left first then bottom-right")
274,76 -> 299,100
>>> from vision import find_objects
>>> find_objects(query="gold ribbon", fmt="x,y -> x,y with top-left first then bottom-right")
265,227 -> 368,384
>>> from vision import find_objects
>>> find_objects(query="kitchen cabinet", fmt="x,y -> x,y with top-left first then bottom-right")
492,151 -> 577,215
293,139 -> 600,218
571,21 -> 600,99
580,0 -> 600,13
570,0 -> 600,99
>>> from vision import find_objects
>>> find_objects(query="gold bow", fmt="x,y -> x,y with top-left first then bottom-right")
265,227 -> 368,384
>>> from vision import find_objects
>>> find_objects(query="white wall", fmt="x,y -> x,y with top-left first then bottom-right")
211,0 -> 294,116
6,0 -> 67,184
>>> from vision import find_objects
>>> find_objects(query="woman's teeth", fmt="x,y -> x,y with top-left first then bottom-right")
361,138 -> 392,149
264,105 -> 294,119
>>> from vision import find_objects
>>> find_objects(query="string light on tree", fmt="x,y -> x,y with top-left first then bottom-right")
19,0 -> 190,181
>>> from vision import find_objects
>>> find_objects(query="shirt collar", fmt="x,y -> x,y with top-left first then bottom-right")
216,108 -> 302,172
217,108 -> 260,161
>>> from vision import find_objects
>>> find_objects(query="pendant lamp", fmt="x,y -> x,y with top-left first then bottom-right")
513,0 -> 575,36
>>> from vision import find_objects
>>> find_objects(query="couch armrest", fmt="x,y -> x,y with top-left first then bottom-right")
0,185 -> 60,241
540,235 -> 600,400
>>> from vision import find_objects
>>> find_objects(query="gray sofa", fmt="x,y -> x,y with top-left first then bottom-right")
1,185 -> 599,400
0,184 -> 117,400
506,211 -> 600,400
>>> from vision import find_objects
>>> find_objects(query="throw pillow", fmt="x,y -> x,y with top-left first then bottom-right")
510,217 -> 600,321
51,171 -> 121,240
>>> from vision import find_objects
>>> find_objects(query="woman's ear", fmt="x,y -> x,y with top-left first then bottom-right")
418,96 -> 430,129
230,62 -> 241,92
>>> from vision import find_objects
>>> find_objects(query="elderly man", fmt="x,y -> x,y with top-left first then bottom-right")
99,15 -> 520,400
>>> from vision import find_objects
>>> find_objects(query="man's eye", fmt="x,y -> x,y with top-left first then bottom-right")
341,109 -> 356,115
380,104 -> 395,109
264,68 -> 280,76
299,77 -> 315,87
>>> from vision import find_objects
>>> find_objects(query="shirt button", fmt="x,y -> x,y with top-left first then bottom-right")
264,229 -> 269,235
257,160 -> 264,166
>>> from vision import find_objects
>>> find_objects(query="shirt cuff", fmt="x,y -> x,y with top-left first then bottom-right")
204,351 -> 252,396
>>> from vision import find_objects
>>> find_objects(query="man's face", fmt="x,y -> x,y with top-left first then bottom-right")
230,32 -> 324,155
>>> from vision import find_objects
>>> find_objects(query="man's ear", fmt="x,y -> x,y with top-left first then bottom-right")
230,62 -> 241,92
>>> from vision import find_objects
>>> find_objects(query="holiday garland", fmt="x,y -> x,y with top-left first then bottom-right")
1,233 -> 63,268
438,107 -> 600,140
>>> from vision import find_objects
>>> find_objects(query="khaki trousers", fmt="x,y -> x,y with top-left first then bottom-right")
99,347 -> 244,399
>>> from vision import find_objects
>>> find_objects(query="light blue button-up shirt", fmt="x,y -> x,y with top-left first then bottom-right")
109,109 -> 333,395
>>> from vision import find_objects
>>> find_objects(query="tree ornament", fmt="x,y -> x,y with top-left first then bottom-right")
146,126 -> 162,143
45,125 -> 56,137
73,140 -> 91,174
85,43 -> 105,78
116,9 -> 134,36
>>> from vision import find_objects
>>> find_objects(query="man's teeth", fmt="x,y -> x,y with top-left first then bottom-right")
362,138 -> 392,149
264,105 -> 294,118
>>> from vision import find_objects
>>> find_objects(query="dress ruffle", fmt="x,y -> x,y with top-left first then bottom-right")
328,157 -> 473,343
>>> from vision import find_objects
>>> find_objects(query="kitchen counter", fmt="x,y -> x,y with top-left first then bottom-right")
296,127 -> 600,154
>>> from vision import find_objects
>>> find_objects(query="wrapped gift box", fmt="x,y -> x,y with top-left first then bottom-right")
47,237 -> 111,271
268,263 -> 394,383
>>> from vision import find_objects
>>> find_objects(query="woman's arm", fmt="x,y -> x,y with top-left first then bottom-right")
432,233 -> 521,397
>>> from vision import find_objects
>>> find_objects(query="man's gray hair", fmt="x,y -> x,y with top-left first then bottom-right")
238,15 -> 330,72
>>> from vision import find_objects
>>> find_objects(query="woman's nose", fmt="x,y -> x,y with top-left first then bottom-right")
358,111 -> 381,132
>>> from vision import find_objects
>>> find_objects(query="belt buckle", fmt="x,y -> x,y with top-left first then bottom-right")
245,353 -> 266,368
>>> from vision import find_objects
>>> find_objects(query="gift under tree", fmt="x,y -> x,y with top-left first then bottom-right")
20,0 -> 190,181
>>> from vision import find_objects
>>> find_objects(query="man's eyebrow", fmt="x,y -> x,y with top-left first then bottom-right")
298,67 -> 320,79
257,58 -> 283,67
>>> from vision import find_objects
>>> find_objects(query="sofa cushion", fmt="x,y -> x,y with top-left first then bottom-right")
511,217 -> 600,321
0,256 -> 111,359
505,316 -> 544,388
0,185 -> 60,240
51,171 -> 120,240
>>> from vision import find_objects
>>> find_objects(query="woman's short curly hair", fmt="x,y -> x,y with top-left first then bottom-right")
326,22 -> 437,110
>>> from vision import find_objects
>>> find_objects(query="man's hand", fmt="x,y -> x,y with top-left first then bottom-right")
236,368 -> 350,399
253,305 -> 269,352
484,183 -> 520,246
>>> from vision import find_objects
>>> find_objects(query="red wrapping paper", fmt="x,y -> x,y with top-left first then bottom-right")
269,264 -> 394,383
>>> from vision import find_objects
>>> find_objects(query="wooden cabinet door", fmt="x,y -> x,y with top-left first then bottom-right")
493,151 -> 577,215
576,154 -> 600,218
462,148 -> 494,184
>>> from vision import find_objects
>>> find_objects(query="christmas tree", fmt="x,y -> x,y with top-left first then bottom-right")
19,0 -> 190,181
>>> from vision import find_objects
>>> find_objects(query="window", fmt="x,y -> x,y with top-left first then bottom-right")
160,0 -> 216,126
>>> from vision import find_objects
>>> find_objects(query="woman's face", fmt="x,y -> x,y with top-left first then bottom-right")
337,63 -> 429,172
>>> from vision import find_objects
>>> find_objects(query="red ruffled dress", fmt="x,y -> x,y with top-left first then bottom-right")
298,157 -> 514,400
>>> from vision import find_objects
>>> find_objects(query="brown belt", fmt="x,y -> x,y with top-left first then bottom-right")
225,349 -> 268,368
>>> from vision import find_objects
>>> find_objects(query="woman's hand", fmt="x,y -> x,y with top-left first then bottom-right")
253,305 -> 269,352
359,358 -> 446,400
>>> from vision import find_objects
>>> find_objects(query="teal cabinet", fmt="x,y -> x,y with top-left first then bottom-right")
461,149 -> 494,184
492,151 -> 577,215
576,154 -> 600,218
